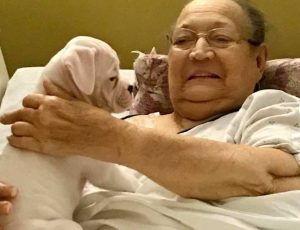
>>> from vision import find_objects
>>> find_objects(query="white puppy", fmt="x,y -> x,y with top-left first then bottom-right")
0,36 -> 138,230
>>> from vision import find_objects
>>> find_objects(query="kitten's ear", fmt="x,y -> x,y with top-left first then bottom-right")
62,46 -> 96,95
132,50 -> 146,72
149,47 -> 157,56
131,50 -> 145,58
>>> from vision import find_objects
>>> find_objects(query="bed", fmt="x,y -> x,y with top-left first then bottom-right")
0,58 -> 300,229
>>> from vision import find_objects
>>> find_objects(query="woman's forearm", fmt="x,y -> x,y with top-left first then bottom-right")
108,123 -> 300,200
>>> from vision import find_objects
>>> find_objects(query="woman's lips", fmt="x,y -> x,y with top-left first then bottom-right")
188,73 -> 220,80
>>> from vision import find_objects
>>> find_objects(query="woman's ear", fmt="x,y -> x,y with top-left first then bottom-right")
251,43 -> 268,84
255,43 -> 268,75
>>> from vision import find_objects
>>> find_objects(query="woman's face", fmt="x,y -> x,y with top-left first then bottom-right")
168,0 -> 267,120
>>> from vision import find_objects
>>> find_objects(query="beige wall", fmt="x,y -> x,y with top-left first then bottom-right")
0,0 -> 187,76
1,0 -> 300,76
252,0 -> 300,60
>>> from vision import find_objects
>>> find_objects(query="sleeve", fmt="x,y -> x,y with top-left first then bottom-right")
230,90 -> 300,161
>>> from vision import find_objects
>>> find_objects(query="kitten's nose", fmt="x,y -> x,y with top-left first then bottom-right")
128,85 -> 134,93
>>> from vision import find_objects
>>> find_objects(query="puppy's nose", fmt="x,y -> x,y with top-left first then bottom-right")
127,85 -> 134,93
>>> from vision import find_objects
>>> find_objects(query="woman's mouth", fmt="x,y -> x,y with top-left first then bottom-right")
188,73 -> 220,80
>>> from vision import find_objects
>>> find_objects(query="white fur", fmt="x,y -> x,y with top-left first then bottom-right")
0,36 -> 138,230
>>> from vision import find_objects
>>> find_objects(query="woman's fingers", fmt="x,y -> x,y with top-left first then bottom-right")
261,148 -> 300,177
0,183 -> 17,198
0,201 -> 12,215
258,149 -> 300,194
272,153 -> 300,176
256,148 -> 300,194
0,93 -> 43,124
1,93 -> 57,125
43,80 -> 76,100
273,176 -> 300,193
22,93 -> 45,109
7,136 -> 41,153
11,122 -> 35,137
0,183 -> 18,216
0,108 -> 36,125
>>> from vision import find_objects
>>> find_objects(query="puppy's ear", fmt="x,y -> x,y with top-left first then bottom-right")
62,46 -> 96,95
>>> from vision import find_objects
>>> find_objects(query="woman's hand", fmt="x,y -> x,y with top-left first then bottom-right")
0,182 -> 17,215
253,147 -> 300,194
0,81 -> 130,162
213,144 -> 300,198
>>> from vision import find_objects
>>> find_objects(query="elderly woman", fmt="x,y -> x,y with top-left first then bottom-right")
1,0 -> 300,228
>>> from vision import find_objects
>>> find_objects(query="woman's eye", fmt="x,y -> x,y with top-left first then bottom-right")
213,36 -> 232,43
173,37 -> 195,48
174,38 -> 187,44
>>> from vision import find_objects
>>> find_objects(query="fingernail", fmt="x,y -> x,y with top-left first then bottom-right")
3,202 -> 12,214
10,187 -> 18,197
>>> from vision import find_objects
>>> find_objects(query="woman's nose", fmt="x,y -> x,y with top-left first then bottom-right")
189,38 -> 215,61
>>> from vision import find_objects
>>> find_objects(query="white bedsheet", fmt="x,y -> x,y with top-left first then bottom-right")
74,189 -> 300,230
1,68 -> 300,230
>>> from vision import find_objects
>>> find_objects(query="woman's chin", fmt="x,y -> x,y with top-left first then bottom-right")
182,88 -> 223,103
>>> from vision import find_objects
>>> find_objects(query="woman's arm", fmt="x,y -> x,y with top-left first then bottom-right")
0,182 -> 17,215
123,128 -> 300,199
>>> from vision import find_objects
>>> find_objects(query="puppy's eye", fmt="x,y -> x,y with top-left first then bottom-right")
109,76 -> 119,88
109,77 -> 118,82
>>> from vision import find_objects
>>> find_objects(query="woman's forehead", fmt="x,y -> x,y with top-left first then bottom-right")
176,0 -> 251,33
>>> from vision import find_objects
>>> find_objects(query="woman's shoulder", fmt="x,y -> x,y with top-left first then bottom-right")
229,89 -> 300,155
242,89 -> 299,111
252,89 -> 298,99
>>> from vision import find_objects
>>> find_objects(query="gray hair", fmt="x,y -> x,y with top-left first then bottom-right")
181,0 -> 266,46
231,0 -> 266,46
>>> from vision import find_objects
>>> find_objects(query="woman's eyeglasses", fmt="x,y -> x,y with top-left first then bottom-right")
168,28 -> 249,50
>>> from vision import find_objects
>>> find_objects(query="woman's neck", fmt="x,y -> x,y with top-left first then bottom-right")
170,112 -> 202,131
155,112 -> 204,134
168,112 -> 225,133
133,112 -> 225,134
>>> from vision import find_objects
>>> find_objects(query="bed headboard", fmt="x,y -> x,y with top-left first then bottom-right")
1,0 -> 300,77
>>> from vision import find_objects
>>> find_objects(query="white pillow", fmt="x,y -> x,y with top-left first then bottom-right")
0,48 -> 9,104
0,67 -> 43,114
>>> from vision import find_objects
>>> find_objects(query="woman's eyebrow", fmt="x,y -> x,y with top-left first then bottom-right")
179,21 -> 229,30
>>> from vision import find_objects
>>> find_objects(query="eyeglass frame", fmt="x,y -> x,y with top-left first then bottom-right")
167,27 -> 261,50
